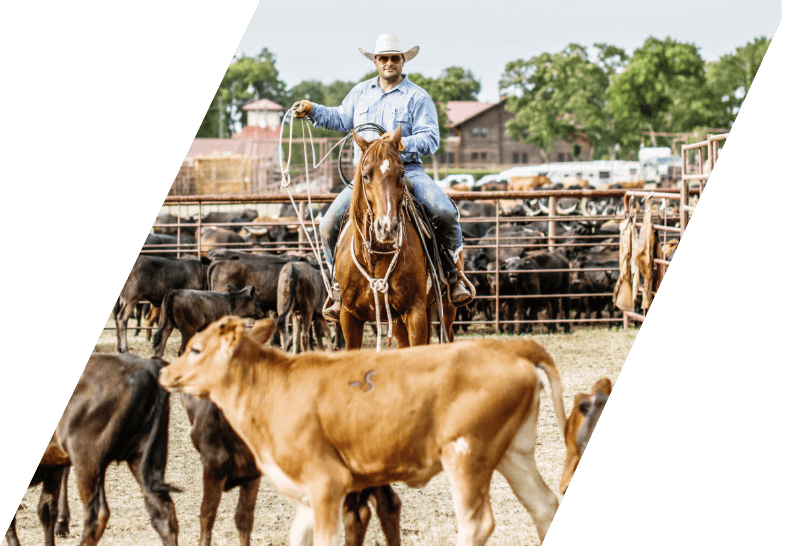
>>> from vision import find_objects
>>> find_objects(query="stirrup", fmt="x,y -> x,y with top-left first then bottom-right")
450,271 -> 476,307
323,296 -> 341,323
323,283 -> 342,323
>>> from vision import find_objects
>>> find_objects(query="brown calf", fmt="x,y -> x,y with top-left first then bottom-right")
180,394 -> 399,545
559,377 -> 612,494
159,316 -> 566,545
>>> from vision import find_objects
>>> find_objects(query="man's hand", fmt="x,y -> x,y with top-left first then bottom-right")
381,131 -> 405,152
292,100 -> 313,118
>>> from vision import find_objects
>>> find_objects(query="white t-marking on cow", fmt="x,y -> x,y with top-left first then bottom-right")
452,437 -> 471,456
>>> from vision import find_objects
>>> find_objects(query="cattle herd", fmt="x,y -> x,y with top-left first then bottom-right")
7,198 -> 638,546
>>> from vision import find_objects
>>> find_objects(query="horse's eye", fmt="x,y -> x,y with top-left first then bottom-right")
362,175 -> 371,183
190,347 -> 201,355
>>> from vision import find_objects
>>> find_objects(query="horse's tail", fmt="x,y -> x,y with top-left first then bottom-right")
277,264 -> 296,330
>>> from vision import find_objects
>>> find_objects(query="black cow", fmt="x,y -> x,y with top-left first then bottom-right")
239,216 -> 301,251
152,285 -> 264,358
457,201 -> 497,241
276,261 -> 330,353
179,394 -> 261,545
194,210 -> 259,233
198,227 -> 251,256
8,353 -> 179,545
478,224 -> 546,262
153,212 -> 196,237
143,233 -> 197,259
485,259 -> 520,334
496,252 -> 571,334
115,256 -> 208,353
568,251 -> 620,325
207,255 -> 298,314
205,248 -> 277,263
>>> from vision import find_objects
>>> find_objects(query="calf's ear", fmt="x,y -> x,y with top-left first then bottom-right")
215,316 -> 247,352
591,377 -> 612,396
249,318 -> 277,346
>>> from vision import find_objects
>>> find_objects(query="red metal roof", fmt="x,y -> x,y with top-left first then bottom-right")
185,138 -> 279,161
445,101 -> 496,127
232,125 -> 281,139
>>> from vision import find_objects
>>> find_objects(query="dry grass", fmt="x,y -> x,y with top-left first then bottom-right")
9,320 -> 636,546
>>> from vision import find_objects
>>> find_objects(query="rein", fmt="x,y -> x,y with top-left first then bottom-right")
349,141 -> 409,351
279,112 -> 450,349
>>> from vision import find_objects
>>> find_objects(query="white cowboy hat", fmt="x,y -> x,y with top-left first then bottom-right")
359,34 -> 419,62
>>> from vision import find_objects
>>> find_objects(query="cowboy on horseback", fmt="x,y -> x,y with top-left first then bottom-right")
293,33 -> 474,322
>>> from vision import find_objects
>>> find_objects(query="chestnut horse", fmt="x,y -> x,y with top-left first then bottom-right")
334,126 -> 456,350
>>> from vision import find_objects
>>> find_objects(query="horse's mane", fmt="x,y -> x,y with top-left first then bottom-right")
364,138 -> 402,166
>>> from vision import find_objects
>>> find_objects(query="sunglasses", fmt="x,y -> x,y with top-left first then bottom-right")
375,55 -> 403,63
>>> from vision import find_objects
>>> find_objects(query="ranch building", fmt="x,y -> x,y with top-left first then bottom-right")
442,99 -> 593,167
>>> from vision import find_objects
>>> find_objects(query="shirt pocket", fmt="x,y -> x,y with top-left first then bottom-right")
393,108 -> 411,135
353,106 -> 369,128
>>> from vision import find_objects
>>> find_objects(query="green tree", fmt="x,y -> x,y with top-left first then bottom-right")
706,36 -> 771,127
196,48 -> 287,138
323,80 -> 356,107
423,66 -> 481,102
607,37 -> 718,154
499,44 -> 611,162
195,95 -> 223,139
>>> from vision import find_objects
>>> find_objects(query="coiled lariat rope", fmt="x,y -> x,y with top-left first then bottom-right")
278,107 -> 346,296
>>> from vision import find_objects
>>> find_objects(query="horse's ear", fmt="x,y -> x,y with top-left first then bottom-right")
352,130 -> 370,153
390,125 -> 403,150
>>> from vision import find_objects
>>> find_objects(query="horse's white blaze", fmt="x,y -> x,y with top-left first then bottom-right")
380,159 -> 390,174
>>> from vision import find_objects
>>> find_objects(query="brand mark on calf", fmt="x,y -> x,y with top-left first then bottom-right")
348,370 -> 376,392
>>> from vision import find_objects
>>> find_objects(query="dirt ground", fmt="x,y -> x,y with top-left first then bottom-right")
8,319 -> 636,546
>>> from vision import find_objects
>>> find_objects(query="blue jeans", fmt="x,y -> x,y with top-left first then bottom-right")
320,165 -> 463,268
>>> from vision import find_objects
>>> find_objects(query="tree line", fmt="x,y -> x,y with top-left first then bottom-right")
197,36 -> 769,160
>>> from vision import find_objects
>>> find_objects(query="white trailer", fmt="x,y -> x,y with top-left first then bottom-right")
474,160 -> 644,189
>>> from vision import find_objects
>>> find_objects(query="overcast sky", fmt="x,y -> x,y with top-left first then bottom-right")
236,0 -> 781,104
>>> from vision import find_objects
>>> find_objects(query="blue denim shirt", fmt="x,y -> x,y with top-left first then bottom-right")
310,75 -> 439,166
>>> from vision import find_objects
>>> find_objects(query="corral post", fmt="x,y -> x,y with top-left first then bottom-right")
298,201 -> 306,252
494,202 -> 500,334
548,196 -> 556,253
197,202 -> 203,258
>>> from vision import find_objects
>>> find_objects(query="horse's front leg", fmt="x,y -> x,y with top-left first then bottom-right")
404,308 -> 430,346
392,318 -> 411,348
441,300 -> 457,343
340,311 -> 366,350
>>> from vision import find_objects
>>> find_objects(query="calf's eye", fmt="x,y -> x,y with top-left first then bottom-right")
190,347 -> 201,355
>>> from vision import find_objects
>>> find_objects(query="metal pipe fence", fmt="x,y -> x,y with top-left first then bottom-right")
616,133 -> 727,326
119,183 -> 699,336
